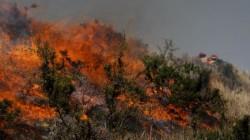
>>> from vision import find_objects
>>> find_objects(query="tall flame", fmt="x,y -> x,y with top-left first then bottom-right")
0,16 -> 145,122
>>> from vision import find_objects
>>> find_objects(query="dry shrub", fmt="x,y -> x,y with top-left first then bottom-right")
211,80 -> 250,121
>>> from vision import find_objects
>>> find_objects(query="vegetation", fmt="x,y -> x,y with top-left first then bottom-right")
32,39 -> 249,140
216,59 -> 242,89
104,38 -> 145,135
0,99 -> 19,122
0,99 -> 20,139
0,33 -> 248,140
233,115 -> 250,140
37,41 -> 75,112
142,41 -> 225,130
1,3 -> 249,139
37,41 -> 97,140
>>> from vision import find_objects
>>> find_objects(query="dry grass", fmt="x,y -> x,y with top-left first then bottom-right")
112,129 -> 195,140
212,80 -> 250,121
113,72 -> 250,140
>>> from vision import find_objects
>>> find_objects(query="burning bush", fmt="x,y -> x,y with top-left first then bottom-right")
0,2 -> 248,140
103,37 -> 145,136
37,42 -> 74,112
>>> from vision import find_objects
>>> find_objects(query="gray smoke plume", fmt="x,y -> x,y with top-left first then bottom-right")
0,2 -> 31,41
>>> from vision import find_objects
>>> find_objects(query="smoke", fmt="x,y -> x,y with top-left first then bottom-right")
8,0 -> 151,40
0,2 -> 31,41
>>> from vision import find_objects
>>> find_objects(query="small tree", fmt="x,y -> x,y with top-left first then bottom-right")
37,41 -> 77,112
104,36 -> 144,133
37,41 -> 96,140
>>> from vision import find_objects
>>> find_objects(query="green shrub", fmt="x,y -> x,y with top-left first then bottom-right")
37,41 -> 83,112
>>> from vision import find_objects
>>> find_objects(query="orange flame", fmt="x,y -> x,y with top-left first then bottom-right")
0,16 -> 217,129
0,19 -> 145,122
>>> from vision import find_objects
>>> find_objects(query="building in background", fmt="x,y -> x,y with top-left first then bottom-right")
199,53 -> 218,65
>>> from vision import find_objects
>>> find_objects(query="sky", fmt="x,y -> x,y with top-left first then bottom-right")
5,0 -> 250,70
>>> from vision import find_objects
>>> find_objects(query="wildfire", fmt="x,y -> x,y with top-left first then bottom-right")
80,114 -> 89,121
0,2 -> 220,131
0,9 -> 144,122
117,94 -> 189,127
0,38 -> 55,121
0,91 -> 55,121
31,21 -> 145,86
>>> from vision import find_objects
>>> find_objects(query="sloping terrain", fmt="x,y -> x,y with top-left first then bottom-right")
0,2 -> 249,140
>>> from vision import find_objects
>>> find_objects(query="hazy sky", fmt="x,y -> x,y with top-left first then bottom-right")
6,0 -> 250,70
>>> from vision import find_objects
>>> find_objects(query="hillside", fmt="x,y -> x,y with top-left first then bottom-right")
0,3 -> 249,140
